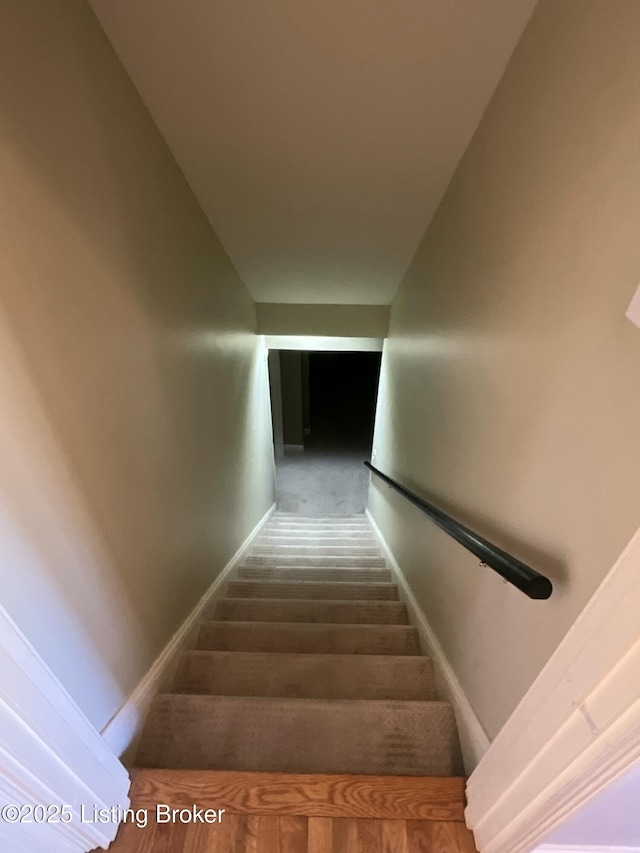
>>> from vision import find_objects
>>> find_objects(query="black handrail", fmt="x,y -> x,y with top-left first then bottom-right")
365,462 -> 553,600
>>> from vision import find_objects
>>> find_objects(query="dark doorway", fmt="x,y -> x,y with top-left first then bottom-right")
273,350 -> 381,515
307,352 -> 381,451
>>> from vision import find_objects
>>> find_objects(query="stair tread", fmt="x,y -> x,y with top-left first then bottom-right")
228,580 -> 398,600
264,529 -> 373,536
251,536 -> 380,556
137,694 -> 463,776
257,543 -> 378,550
198,621 -> 420,655
214,597 -> 409,624
238,567 -> 393,582
263,528 -> 373,535
173,650 -> 436,700
249,544 -> 380,558
264,519 -> 371,524
240,563 -> 391,572
244,555 -> 386,567
268,524 -> 370,529
271,514 -> 368,520
259,533 -> 377,540
126,768 -> 466,821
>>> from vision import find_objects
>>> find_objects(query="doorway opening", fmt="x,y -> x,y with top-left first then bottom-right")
268,349 -> 381,515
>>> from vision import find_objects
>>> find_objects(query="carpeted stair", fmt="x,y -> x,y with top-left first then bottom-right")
136,512 -> 464,776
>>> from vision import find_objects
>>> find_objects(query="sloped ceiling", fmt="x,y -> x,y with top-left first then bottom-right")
90,0 -> 537,304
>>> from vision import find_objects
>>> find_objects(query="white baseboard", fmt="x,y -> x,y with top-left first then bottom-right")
366,509 -> 491,774
101,503 -> 275,761
536,847 -> 640,853
283,444 -> 304,453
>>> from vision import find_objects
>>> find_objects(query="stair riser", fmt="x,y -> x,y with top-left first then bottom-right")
265,520 -> 370,528
173,651 -> 436,701
244,555 -> 386,568
250,546 -> 381,557
255,538 -> 378,548
270,515 -> 367,520
197,622 -> 420,655
241,563 -> 389,574
260,529 -> 376,537
227,581 -> 399,600
214,599 -> 409,624
238,567 -> 393,582
137,695 -> 463,776
264,525 -> 371,534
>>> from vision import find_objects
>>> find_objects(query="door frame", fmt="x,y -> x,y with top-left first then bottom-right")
0,604 -> 130,852
465,525 -> 640,853
267,347 -> 285,460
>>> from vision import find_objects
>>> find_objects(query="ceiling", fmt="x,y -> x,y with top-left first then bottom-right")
89,0 -> 537,305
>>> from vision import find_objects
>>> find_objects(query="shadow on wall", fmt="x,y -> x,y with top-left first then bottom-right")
273,350 -> 381,515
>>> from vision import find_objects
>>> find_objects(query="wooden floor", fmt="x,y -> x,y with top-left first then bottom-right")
108,813 -> 477,851
103,770 -> 478,851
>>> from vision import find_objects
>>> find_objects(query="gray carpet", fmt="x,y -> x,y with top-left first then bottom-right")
275,447 -> 370,515
173,651 -> 437,701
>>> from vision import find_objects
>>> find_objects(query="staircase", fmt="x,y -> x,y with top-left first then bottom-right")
136,512 -> 464,777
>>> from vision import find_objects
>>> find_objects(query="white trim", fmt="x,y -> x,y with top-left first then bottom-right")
265,335 -> 384,352
465,525 -> 640,853
283,444 -> 304,453
0,605 -> 129,852
536,847 -> 640,853
101,503 -> 276,760
267,349 -> 284,460
366,509 -> 490,773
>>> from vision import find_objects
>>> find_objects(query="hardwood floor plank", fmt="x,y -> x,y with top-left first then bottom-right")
106,821 -> 188,853
235,814 -> 259,853
255,816 -> 280,853
184,813 -> 241,852
96,809 -> 476,852
183,824 -> 207,853
333,818 -> 358,853
427,822 -> 462,853
219,814 -> 243,852
104,819 -> 145,852
308,817 -> 333,853
187,823 -> 212,852
279,816 -> 308,852
357,818 -> 382,852
129,769 -> 465,820
380,819 -> 408,853
151,822 -> 189,853
406,820 -> 431,853
454,823 -> 478,853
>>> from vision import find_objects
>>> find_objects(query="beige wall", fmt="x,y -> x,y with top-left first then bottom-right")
257,303 -> 390,338
370,0 -> 640,740
0,0 -> 274,731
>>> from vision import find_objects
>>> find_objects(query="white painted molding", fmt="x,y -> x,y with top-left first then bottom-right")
265,335 -> 384,352
465,525 -> 640,853
536,847 -> 640,853
0,605 -> 129,852
101,503 -> 276,760
366,509 -> 490,773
